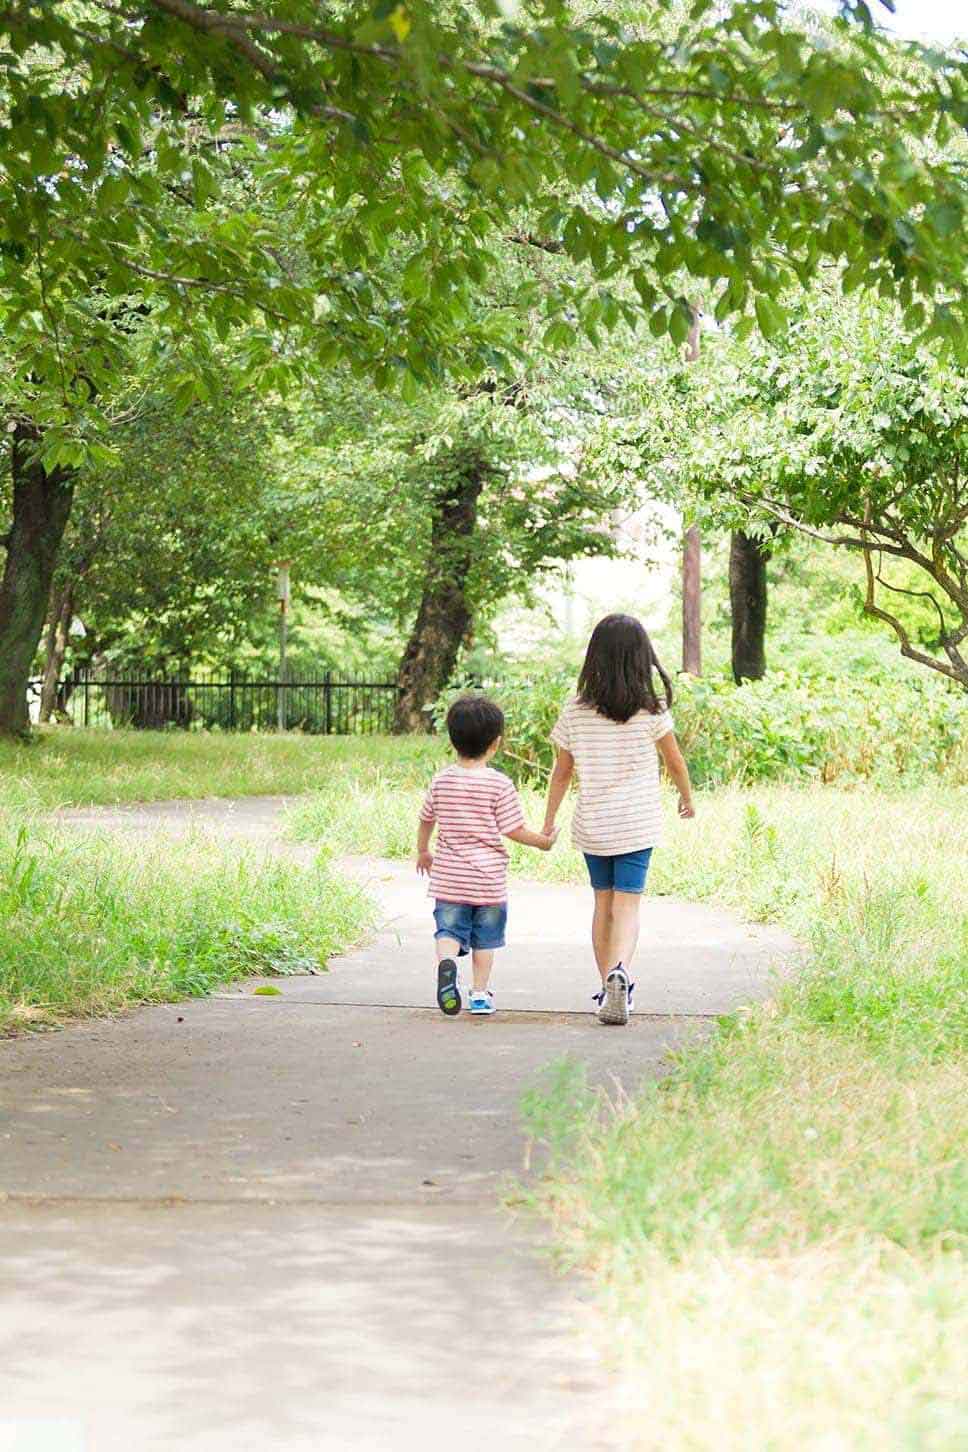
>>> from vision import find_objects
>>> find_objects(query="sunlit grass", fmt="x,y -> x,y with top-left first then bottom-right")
0,726 -> 443,813
588,1244 -> 968,1451
512,781 -> 967,1449
4,727 -> 966,1440
0,818 -> 372,1032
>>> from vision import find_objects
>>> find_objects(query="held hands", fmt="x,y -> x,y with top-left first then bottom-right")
416,850 -> 434,875
678,796 -> 696,819
538,826 -> 560,852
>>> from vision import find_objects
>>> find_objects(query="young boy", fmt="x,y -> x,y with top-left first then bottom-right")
416,694 -> 557,1017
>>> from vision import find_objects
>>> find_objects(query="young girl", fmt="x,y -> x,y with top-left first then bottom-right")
543,614 -> 695,1026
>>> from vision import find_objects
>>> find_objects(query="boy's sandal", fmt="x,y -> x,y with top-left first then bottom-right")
436,959 -> 462,1016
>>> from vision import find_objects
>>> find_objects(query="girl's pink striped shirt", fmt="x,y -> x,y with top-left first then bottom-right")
419,764 -> 525,905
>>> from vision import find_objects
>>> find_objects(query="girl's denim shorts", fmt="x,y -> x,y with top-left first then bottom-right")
583,847 -> 653,895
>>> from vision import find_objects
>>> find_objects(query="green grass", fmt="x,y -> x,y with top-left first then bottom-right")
0,728 -> 431,1031
0,727 -> 443,813
0,819 -> 372,1032
5,729 -> 967,1440
514,785 -> 968,1450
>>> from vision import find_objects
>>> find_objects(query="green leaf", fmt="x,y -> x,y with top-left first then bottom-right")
754,295 -> 786,339
925,202 -> 962,239
542,320 -> 576,349
669,304 -> 690,346
648,307 -> 669,339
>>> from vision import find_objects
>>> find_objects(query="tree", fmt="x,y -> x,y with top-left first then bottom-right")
0,426 -> 74,734
682,304 -> 703,675
44,389 -> 285,676
394,442 -> 489,731
274,368 -> 635,727
729,530 -> 772,682
681,294 -> 968,688
4,0 -> 968,734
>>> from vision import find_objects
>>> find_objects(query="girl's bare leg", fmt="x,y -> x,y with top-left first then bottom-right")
607,891 -> 642,975
592,889 -> 614,982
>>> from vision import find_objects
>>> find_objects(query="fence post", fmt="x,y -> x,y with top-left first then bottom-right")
324,671 -> 333,735
83,668 -> 90,728
229,671 -> 237,732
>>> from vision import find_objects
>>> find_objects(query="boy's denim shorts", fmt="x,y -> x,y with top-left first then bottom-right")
583,847 -> 653,895
433,900 -> 507,956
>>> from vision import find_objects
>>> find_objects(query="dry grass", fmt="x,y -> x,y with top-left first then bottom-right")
597,1244 -> 967,1451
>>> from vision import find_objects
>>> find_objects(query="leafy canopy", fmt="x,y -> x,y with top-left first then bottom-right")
660,292 -> 968,687
3,0 -> 968,459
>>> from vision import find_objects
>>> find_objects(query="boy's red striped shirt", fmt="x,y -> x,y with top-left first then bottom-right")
420,764 -> 524,905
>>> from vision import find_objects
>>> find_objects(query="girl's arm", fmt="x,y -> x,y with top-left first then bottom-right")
543,748 -> 575,833
656,732 -> 695,818
416,818 -> 434,873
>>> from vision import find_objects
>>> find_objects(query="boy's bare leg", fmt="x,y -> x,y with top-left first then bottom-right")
606,891 -> 642,976
471,949 -> 494,993
592,889 -> 614,980
435,936 -> 462,963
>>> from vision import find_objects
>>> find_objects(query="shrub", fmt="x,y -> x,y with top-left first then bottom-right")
439,657 -> 967,788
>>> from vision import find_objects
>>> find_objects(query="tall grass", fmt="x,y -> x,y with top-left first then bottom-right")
516,783 -> 968,1450
0,820 -> 372,1032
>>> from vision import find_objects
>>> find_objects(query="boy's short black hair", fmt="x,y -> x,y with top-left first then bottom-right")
446,694 -> 504,759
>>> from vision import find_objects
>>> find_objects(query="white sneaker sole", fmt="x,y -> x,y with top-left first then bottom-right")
599,975 -> 629,1026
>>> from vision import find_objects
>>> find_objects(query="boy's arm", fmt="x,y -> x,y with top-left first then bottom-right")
542,748 -> 574,833
416,782 -> 436,873
506,823 -> 559,852
416,817 -> 434,874
656,732 -> 696,818
496,778 -> 558,852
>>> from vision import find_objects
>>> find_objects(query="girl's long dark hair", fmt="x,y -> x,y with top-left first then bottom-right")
577,613 -> 673,722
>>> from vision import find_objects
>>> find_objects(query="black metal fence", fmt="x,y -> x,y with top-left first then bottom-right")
29,668 -> 400,735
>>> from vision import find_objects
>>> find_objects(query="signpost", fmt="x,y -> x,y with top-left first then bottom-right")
681,306 -> 702,676
276,562 -> 290,732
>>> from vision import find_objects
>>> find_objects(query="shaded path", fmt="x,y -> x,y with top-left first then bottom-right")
0,798 -> 798,1450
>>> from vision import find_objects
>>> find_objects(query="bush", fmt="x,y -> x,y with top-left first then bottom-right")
440,657 -> 967,788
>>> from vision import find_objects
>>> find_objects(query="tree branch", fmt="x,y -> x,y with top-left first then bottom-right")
507,231 -> 565,254
862,543 -> 966,687
105,248 -> 296,323
749,494 -> 920,560
136,0 -> 699,191
874,557 -> 949,641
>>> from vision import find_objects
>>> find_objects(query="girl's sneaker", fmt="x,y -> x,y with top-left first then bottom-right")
436,959 -> 462,1016
469,989 -> 495,1016
597,967 -> 633,1026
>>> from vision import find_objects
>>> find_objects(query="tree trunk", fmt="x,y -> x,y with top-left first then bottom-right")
394,452 -> 486,733
0,426 -> 75,738
39,581 -> 75,722
682,525 -> 702,676
729,530 -> 770,683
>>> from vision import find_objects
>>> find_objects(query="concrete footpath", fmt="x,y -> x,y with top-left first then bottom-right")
0,798 -> 798,1452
